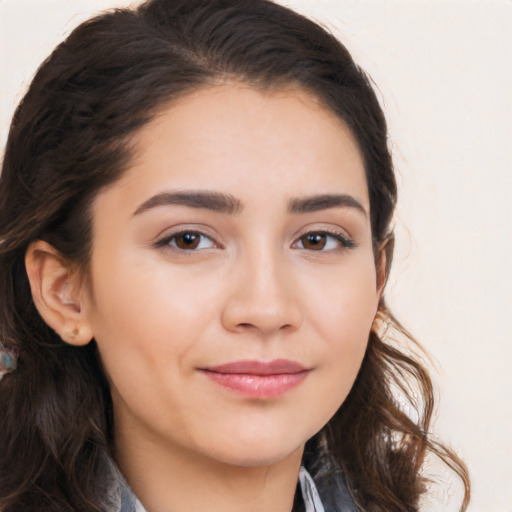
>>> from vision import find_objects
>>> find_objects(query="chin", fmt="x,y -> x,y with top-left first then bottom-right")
195,429 -> 308,468
211,445 -> 302,468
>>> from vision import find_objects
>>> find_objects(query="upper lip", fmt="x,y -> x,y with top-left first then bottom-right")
202,359 -> 307,375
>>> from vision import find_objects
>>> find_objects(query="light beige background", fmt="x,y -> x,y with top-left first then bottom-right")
1,1 -> 511,510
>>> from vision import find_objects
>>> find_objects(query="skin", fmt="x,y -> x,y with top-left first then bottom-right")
26,84 -> 382,512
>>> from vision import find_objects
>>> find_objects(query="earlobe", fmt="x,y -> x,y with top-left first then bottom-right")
25,240 -> 93,346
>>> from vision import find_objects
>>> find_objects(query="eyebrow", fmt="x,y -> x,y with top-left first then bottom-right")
133,191 -> 243,216
288,194 -> 367,217
133,190 -> 366,217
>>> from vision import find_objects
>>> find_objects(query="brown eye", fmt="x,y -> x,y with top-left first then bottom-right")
156,231 -> 217,251
174,232 -> 201,250
301,233 -> 327,250
295,231 -> 356,251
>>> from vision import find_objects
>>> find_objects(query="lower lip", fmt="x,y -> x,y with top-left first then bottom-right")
202,371 -> 309,398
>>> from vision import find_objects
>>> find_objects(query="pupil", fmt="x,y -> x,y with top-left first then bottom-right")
177,233 -> 199,249
183,233 -> 196,244
305,233 -> 326,250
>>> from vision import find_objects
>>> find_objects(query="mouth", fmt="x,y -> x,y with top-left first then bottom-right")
199,359 -> 310,399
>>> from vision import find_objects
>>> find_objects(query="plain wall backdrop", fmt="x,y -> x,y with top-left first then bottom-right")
1,1 -> 511,510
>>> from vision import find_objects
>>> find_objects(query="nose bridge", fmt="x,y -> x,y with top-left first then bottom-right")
221,237 -> 302,335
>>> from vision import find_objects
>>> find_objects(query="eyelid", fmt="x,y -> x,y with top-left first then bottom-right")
151,224 -> 356,253
292,226 -> 357,251
154,226 -> 223,251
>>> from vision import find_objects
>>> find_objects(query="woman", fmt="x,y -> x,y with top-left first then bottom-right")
0,0 -> 470,510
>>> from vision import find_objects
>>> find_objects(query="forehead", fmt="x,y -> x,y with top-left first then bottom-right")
99,83 -> 369,212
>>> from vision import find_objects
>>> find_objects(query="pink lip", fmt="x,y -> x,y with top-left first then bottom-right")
200,359 -> 310,399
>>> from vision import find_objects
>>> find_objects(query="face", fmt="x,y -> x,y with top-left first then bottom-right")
84,84 -> 380,467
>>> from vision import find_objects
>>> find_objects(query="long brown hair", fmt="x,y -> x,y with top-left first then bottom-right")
0,0 -> 469,510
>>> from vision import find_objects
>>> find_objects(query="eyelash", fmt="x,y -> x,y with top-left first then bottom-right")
293,230 -> 356,252
154,229 -> 356,253
154,230 -> 219,251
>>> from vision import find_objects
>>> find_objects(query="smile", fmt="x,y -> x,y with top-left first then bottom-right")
200,359 -> 310,399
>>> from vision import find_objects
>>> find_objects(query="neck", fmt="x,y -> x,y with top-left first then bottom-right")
115,426 -> 303,512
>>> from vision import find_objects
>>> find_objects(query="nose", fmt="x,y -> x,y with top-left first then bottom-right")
220,246 -> 303,336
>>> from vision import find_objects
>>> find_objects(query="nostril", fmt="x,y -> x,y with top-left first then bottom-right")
222,284 -> 303,335
235,321 -> 295,333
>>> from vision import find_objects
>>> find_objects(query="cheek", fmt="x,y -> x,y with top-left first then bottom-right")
86,255 -> 227,441
86,251 -> 219,387
302,257 -> 378,415
306,254 -> 379,343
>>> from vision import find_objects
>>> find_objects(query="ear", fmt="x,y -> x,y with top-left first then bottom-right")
25,240 -> 93,346
376,233 -> 394,300
376,248 -> 388,299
